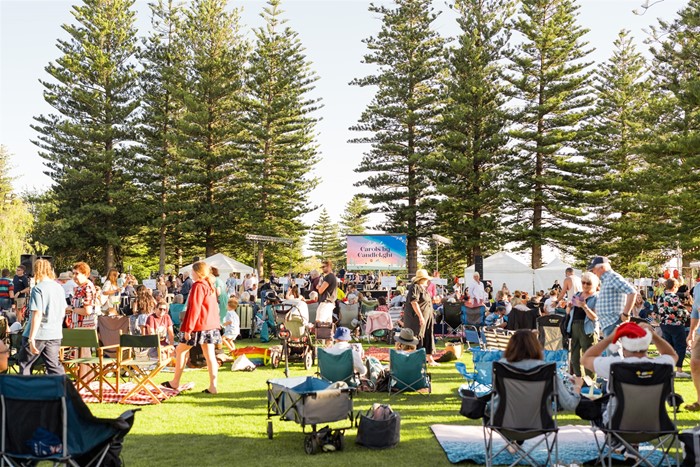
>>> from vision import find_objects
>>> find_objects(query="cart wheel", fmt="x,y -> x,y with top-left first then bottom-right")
304,351 -> 313,370
267,420 -> 273,439
271,353 -> 280,369
304,434 -> 319,455
334,432 -> 345,451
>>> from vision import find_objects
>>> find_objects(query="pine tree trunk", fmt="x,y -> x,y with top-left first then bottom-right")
105,243 -> 114,272
256,247 -> 264,279
159,221 -> 166,275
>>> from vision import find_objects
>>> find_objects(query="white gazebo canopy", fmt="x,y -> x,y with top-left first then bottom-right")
534,257 -> 581,292
465,251 -> 534,294
179,253 -> 254,277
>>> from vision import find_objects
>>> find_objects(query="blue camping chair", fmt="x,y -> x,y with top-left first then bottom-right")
389,348 -> 431,396
0,374 -> 137,467
464,325 -> 484,350
456,349 -> 570,397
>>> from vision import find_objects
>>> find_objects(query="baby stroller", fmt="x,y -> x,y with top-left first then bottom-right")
270,306 -> 315,373
267,376 -> 355,454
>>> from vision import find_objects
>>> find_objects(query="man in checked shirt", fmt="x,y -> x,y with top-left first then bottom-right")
588,256 -> 636,339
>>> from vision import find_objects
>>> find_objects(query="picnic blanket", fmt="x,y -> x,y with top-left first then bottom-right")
79,381 -> 195,405
365,346 -> 446,362
431,424 -> 670,465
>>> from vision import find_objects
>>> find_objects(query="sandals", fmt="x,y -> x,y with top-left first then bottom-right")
161,381 -> 175,389
685,402 -> 700,412
202,389 -> 217,394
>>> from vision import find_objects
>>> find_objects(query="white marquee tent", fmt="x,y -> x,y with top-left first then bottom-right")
465,251 -> 534,294
179,253 -> 254,277
533,257 -> 581,292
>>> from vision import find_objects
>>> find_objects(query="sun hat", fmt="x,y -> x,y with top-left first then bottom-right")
412,269 -> 432,283
333,327 -> 351,341
395,328 -> 419,346
58,272 -> 71,281
609,322 -> 652,353
587,256 -> 609,271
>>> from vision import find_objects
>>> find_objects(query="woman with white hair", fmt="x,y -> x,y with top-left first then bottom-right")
566,271 -> 599,378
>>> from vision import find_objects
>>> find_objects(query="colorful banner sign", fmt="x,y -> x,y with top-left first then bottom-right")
346,235 -> 407,271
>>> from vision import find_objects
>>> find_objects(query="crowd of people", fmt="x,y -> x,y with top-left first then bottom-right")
2,253 -> 700,418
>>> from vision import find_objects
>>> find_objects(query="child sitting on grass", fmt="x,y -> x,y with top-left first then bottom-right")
222,297 -> 240,352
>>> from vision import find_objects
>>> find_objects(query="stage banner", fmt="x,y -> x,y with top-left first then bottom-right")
346,235 -> 407,271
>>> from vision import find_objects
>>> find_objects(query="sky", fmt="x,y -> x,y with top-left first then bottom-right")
0,0 -> 688,253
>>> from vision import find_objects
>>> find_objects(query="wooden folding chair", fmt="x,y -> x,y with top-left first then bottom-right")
116,334 -> 169,404
60,328 -> 118,402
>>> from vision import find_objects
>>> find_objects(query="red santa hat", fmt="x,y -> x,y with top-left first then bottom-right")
609,322 -> 652,353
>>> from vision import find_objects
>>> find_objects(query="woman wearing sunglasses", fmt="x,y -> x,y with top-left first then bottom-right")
565,271 -> 599,379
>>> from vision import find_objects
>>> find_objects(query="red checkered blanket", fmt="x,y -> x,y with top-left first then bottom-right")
364,346 -> 446,362
79,381 -> 195,405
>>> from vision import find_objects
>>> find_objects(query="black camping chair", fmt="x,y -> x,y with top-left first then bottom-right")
484,362 -> 558,467
536,314 -> 566,351
0,374 -> 137,467
592,362 -> 679,467
443,302 -> 464,341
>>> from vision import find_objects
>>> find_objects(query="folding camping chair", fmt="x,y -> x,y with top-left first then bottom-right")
592,362 -> 680,467
443,302 -> 464,341
0,374 -> 137,467
464,325 -> 484,350
483,328 -> 513,351
317,348 -> 359,387
456,349 -> 502,396
484,361 -> 559,467
537,314 -> 566,351
60,328 -> 118,403
388,348 -> 431,396
97,315 -> 130,358
116,334 -> 169,404
464,306 -> 484,327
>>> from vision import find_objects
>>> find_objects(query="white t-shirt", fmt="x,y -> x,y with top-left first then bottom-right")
468,279 -> 487,304
223,310 -> 240,339
102,281 -> 120,305
62,279 -> 77,299
544,297 -> 558,314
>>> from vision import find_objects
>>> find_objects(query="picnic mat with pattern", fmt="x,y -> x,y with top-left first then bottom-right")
431,424 -> 671,465
364,346 -> 446,362
79,381 -> 195,405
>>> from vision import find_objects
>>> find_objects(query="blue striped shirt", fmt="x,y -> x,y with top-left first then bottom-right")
597,270 -> 636,331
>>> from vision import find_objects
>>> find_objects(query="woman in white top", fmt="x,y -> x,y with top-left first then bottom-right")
101,269 -> 121,314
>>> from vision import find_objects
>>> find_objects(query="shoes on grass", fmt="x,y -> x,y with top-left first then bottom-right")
675,371 -> 691,378
685,401 -> 700,412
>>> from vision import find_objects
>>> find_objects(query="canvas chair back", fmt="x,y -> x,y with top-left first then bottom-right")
609,362 -> 675,434
491,362 -> 556,435
317,348 -> 354,385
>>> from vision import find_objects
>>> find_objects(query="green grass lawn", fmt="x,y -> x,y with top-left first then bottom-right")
83,340 -> 700,467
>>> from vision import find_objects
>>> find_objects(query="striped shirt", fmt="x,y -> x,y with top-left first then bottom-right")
0,278 -> 12,298
597,270 -> 636,330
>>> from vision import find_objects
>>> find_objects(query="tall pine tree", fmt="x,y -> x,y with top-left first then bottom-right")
340,195 -> 369,236
578,30 -> 654,271
238,0 -> 320,277
646,0 -> 700,259
504,0 -> 594,268
31,0 -> 140,271
138,0 -> 188,273
177,0 -> 247,257
432,0 -> 513,265
308,208 -> 344,266
351,0 -> 445,275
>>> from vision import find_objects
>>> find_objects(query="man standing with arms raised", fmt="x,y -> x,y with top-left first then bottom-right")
588,256 -> 636,338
